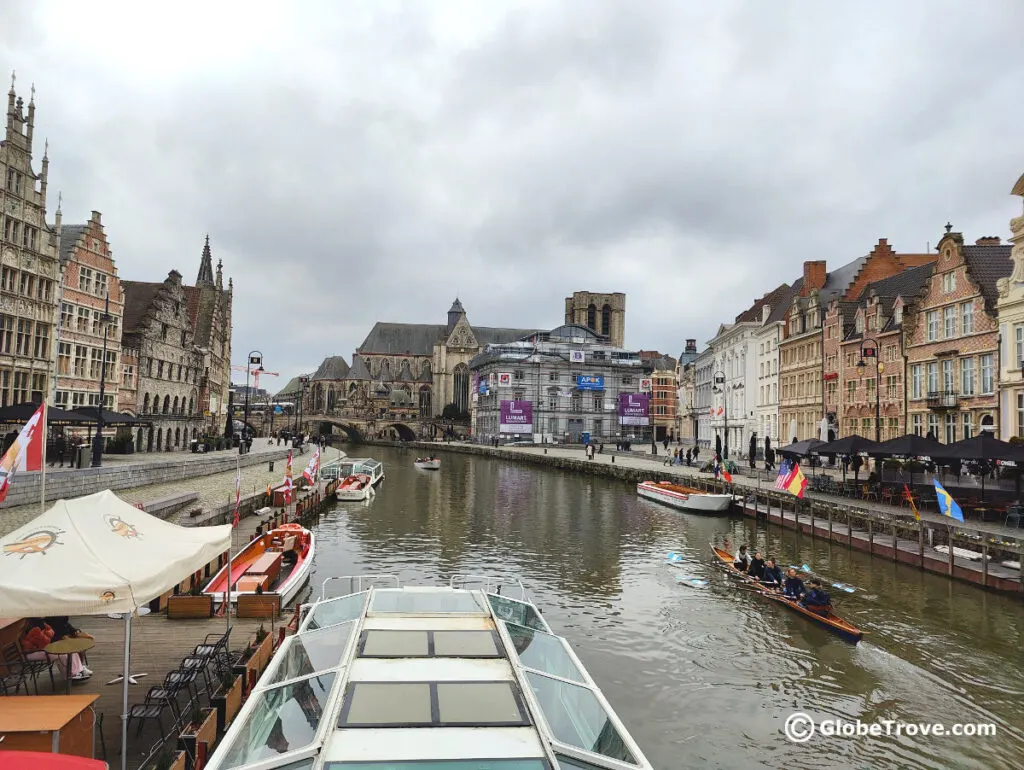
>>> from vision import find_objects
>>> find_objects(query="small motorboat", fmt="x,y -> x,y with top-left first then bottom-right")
336,473 -> 375,501
203,523 -> 314,607
637,480 -> 733,514
414,457 -> 441,470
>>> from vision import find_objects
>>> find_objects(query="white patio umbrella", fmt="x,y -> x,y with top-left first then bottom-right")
0,489 -> 231,770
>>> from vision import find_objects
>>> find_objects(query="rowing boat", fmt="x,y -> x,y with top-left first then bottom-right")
710,545 -> 863,644
637,480 -> 733,514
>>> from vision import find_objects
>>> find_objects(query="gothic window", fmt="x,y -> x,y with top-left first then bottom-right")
174,427 -> 181,447
453,363 -> 470,414
381,359 -> 392,381
587,304 -> 597,331
601,304 -> 611,337
163,395 -> 170,414
143,393 -> 150,413
419,385 -> 432,417
188,396 -> 194,415
421,360 -> 432,381
173,396 -> 179,414
156,427 -> 162,450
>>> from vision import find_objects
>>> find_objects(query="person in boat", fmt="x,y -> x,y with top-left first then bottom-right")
747,551 -> 766,580
782,568 -> 806,600
761,557 -> 783,589
733,545 -> 750,572
801,580 -> 831,613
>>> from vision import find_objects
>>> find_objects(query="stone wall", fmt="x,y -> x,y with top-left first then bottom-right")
0,447 -> 291,509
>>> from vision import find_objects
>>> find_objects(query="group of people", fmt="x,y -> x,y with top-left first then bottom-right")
20,617 -> 94,682
663,445 -> 701,467
730,545 -> 832,612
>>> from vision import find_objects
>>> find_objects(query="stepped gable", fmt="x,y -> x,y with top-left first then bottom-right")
861,261 -> 935,311
120,280 -> 164,332
57,224 -> 87,266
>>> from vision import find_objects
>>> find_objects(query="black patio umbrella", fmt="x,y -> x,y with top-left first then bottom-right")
715,433 -> 722,459
0,401 -> 91,426
777,438 -> 827,457
68,407 -> 139,427
944,432 -> 1024,500
867,433 -> 956,459
813,434 -> 882,456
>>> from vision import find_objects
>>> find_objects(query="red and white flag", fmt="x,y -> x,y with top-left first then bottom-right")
281,450 -> 294,504
302,447 -> 320,484
0,404 -> 45,504
232,468 -> 241,528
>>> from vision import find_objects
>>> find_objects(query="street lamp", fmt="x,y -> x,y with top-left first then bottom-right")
712,370 -> 728,459
243,351 -> 263,453
90,293 -> 112,467
856,338 -> 881,442
297,376 -> 310,438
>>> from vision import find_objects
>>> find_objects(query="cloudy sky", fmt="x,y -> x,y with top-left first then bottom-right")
3,1 -> 1022,385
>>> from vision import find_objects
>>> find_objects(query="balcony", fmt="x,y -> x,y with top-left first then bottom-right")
926,390 -> 959,410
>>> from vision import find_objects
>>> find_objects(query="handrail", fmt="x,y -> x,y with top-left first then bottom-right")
320,574 -> 400,600
449,573 -> 530,601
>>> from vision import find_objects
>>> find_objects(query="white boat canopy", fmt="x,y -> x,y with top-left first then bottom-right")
0,488 -> 231,617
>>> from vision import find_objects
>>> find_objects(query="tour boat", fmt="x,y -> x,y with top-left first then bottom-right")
636,480 -> 733,514
203,523 -> 314,607
206,573 -> 655,770
335,473 -> 375,501
318,454 -> 349,482
337,457 -> 385,487
414,457 -> 441,470
710,545 -> 864,644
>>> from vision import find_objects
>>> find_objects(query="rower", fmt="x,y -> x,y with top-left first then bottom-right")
800,580 -> 831,614
733,545 -> 751,572
782,568 -> 805,599
747,551 -> 766,580
761,557 -> 783,588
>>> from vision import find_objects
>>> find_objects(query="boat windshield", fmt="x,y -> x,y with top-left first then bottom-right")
323,762 -> 550,769
301,591 -> 369,631
369,589 -> 488,615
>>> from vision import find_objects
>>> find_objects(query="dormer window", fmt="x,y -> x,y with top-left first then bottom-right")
855,315 -> 864,334
942,272 -> 956,293
894,304 -> 903,325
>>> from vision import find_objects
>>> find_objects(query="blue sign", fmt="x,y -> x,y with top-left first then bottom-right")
576,375 -> 604,391
274,405 -> 283,415
478,380 -> 488,394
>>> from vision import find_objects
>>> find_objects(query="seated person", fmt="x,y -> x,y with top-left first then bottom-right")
281,547 -> 299,567
782,568 -> 806,600
733,545 -> 751,572
761,558 -> 783,589
20,618 -> 91,681
801,580 -> 831,612
747,551 -> 766,580
44,616 -> 94,642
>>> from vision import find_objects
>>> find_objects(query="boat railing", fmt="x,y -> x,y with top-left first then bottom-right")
321,573 -> 400,600
449,573 -> 531,602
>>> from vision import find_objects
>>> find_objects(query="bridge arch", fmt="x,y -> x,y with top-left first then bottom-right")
382,423 -> 417,441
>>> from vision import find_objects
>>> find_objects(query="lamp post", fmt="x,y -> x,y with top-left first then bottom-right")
243,351 -> 263,453
713,369 -> 728,459
856,338 -> 881,442
90,293 -> 112,467
297,376 -> 309,438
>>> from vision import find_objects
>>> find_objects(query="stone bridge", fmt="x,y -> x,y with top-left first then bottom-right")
297,413 -> 452,443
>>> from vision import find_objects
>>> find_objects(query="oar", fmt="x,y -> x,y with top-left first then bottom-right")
788,563 -> 857,593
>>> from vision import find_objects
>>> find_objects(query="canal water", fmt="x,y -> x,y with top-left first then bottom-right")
306,445 -> 1024,770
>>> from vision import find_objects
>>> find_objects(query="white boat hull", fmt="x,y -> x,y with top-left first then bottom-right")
336,485 -> 374,501
637,482 -> 732,514
414,460 -> 441,470
211,530 -> 315,608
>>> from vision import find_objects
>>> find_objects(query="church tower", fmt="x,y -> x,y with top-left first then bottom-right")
447,297 -> 466,334
196,234 -> 215,287
564,291 -> 626,347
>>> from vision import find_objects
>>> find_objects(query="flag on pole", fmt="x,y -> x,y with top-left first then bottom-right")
281,450 -> 294,504
232,468 -> 241,528
774,459 -> 792,490
721,465 -> 733,484
0,404 -> 45,504
933,479 -> 964,523
303,446 -> 320,484
781,461 -> 808,498
903,484 -> 920,521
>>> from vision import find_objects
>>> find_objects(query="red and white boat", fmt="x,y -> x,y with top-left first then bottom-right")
637,480 -> 733,514
336,473 -> 375,501
203,523 -> 315,607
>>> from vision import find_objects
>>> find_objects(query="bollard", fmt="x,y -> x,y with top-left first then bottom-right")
544,448 -> 547,454
269,460 -> 275,472
612,456 -> 615,463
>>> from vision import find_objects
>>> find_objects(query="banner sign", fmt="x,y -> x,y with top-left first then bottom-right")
576,374 -> 604,391
618,393 -> 650,426
478,379 -> 488,394
500,400 -> 533,433
570,350 -> 585,363
498,372 -> 512,386
640,378 -> 653,392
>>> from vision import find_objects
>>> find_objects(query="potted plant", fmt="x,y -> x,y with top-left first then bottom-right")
252,623 -> 274,674
233,640 -> 262,694
178,702 -> 218,769
167,584 -> 213,619
149,748 -> 187,770
211,670 -> 244,733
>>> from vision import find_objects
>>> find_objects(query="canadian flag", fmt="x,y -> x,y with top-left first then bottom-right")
0,404 -> 45,503
303,447 -> 320,484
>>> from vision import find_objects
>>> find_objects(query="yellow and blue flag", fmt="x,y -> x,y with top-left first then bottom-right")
932,480 -> 964,523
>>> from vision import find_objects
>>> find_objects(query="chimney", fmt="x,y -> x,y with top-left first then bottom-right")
762,304 -> 770,323
975,236 -> 1002,246
802,260 -> 827,296
685,339 -> 697,354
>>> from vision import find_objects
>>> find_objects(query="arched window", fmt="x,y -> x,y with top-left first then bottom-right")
327,387 -> 336,411
172,396 -> 179,414
188,396 -> 194,415
156,427 -> 163,450
174,427 -> 181,447
162,395 -> 170,414
143,393 -> 150,413
420,361 -> 432,381
165,430 -> 172,451
586,303 -> 597,331
419,386 -> 432,417
453,364 -> 470,414
601,304 -> 612,337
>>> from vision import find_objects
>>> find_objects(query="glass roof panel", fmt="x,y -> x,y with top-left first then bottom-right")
305,591 -> 368,631
324,761 -> 549,769
341,682 -> 433,726
215,671 -> 336,768
555,757 -> 607,769
432,630 -> 501,657
370,589 -> 487,614
265,622 -> 356,685
360,630 -> 430,657
504,622 -> 584,683
525,672 -> 637,766
488,594 -> 549,631
435,682 -> 527,725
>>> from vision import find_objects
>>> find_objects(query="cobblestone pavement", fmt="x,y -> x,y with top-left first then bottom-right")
0,441 -> 344,535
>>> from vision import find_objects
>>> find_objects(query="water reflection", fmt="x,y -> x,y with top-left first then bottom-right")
313,445 -> 1024,769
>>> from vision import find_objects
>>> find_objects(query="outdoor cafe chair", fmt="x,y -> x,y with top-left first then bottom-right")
2,641 -> 55,695
126,685 -> 178,738
0,651 -> 28,695
194,631 -> 232,675
166,665 -> 202,707
181,654 -> 217,698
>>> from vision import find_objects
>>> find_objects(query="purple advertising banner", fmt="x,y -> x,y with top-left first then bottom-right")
499,400 -> 534,433
618,393 -> 650,426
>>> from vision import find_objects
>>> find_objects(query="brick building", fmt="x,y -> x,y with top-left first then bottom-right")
0,80 -> 60,407
996,173 -> 1024,438
904,226 -> 1011,441
55,211 -> 124,413
647,354 -> 677,441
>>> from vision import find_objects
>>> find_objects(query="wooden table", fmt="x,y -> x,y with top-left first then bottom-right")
0,694 -> 98,757
247,552 -> 282,584
236,574 -> 270,593
45,637 -> 96,694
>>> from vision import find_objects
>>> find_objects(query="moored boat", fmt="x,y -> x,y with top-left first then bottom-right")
206,573 -> 654,770
337,457 -> 385,487
710,545 -> 864,644
203,523 -> 314,607
335,473 -> 374,501
414,456 -> 441,470
637,480 -> 732,514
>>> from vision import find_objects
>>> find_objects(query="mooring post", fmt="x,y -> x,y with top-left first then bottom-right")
947,526 -> 954,576
918,523 -> 924,566
828,507 -> 833,538
867,518 -> 873,554
982,543 -> 989,587
892,521 -> 898,562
